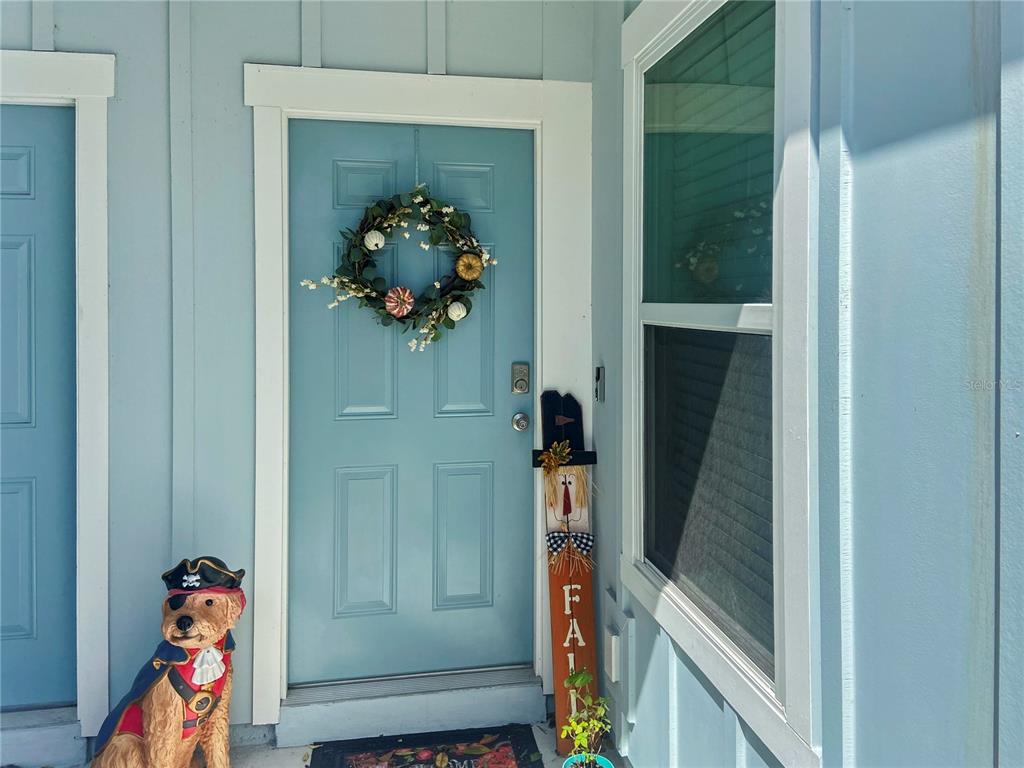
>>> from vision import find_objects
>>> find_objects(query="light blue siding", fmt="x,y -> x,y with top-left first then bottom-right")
0,0 -> 1016,762
998,2 -> 1024,764
845,3 -> 998,764
0,0 -> 593,727
592,1 -> 1012,766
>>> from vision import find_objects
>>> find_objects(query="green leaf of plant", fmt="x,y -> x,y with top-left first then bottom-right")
372,277 -> 386,291
443,317 -> 455,330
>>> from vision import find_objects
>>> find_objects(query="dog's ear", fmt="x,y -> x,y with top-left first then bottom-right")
227,593 -> 244,626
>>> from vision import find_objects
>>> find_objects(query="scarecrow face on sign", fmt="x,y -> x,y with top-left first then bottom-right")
545,464 -> 591,533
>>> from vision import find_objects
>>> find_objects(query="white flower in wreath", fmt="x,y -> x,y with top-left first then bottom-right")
363,230 -> 386,251
447,301 -> 468,322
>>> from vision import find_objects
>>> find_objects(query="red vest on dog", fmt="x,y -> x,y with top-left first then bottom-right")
115,634 -> 232,742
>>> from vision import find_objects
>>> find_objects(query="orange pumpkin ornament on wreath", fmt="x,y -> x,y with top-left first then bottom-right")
299,184 -> 496,351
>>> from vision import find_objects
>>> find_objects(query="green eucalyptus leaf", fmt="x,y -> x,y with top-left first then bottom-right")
372,277 -> 386,291
443,317 -> 456,330
381,315 -> 394,326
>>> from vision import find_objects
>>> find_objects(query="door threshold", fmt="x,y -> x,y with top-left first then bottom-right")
277,666 -> 545,747
0,705 -> 85,768
285,665 -> 537,705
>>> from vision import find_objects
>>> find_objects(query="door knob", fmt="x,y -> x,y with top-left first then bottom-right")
512,412 -> 530,432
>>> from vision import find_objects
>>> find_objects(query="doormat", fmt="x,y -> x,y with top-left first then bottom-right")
309,724 -> 545,768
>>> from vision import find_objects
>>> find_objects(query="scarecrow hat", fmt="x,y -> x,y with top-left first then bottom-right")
162,556 -> 245,593
532,390 -> 597,468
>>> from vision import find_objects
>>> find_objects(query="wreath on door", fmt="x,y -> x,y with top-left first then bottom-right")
300,184 -> 495,351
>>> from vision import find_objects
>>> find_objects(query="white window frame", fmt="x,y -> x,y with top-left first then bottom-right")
0,49 -> 114,738
620,2 -> 819,766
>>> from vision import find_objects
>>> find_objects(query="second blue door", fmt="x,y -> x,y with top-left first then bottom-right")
1,104 -> 77,709
288,120 -> 535,684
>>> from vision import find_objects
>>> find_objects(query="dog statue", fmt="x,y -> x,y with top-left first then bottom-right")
92,556 -> 246,768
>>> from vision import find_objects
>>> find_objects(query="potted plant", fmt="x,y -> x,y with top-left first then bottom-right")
560,669 -> 614,768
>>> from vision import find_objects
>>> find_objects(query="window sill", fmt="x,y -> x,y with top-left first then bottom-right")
619,556 -> 820,768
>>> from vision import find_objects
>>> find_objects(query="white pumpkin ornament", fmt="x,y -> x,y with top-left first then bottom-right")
363,230 -> 386,251
447,301 -> 468,322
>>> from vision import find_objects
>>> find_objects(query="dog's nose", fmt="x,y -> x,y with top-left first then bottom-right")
176,615 -> 194,632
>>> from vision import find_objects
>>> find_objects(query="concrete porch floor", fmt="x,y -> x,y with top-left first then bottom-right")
230,723 -> 621,768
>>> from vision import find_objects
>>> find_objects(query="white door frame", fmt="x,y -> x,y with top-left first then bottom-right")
244,64 -> 593,725
0,49 -> 113,737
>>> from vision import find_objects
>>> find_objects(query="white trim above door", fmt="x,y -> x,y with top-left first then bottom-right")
244,64 -> 592,726
0,49 -> 114,740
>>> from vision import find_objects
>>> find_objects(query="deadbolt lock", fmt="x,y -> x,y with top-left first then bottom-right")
511,362 -> 530,394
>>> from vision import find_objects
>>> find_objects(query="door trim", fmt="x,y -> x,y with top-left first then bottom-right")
0,49 -> 114,738
245,64 -> 592,725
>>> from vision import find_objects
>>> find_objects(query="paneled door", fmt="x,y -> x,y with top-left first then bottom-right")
288,120 -> 535,684
0,104 -> 77,709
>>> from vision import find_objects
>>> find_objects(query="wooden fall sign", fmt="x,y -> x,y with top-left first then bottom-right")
548,546 -> 597,755
533,391 -> 598,756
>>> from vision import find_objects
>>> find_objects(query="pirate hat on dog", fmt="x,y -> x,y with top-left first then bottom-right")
532,390 -> 597,468
162,556 -> 245,592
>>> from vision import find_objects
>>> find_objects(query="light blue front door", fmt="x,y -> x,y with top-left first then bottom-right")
0,105 -> 77,710
288,120 -> 535,684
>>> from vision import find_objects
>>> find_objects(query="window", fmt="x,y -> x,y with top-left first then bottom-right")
641,0 -> 777,679
621,0 -> 816,761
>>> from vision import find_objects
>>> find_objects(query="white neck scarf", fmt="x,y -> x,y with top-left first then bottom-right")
191,646 -> 226,686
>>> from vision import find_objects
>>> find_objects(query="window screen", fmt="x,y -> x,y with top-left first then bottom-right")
644,326 -> 773,674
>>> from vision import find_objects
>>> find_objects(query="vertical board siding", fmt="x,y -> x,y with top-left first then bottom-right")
320,0 -> 427,74
300,0 -> 322,68
0,1 -> 32,49
847,2 -> 998,765
19,0 -> 592,727
169,0 -> 197,559
31,0 -> 54,51
596,1 -> 1007,767
189,0 -> 301,722
446,0 -> 542,79
998,1 -> 1024,763
52,0 -> 174,705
